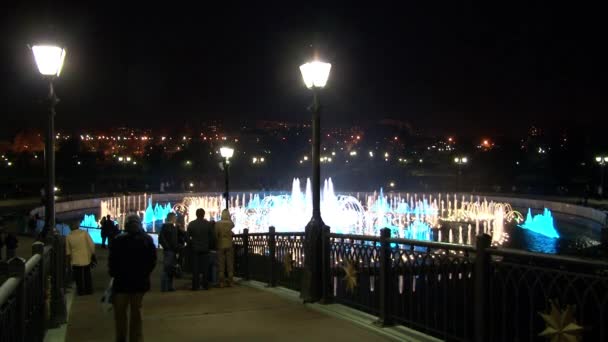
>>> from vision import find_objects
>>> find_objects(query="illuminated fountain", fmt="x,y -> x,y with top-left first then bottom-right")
86,178 -> 527,246
80,214 -> 99,228
519,208 -> 559,238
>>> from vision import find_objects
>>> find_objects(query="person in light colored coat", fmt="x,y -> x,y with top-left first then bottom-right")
66,224 -> 95,295
215,209 -> 235,287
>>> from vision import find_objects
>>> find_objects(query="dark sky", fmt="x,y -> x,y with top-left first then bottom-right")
1,2 -> 605,138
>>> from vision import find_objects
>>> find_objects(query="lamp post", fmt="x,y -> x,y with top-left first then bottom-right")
595,155 -> 608,197
299,60 -> 331,303
220,147 -> 234,209
32,44 -> 66,233
454,156 -> 468,192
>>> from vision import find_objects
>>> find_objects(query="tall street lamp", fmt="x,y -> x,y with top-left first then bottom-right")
299,59 -> 331,303
220,147 -> 234,209
454,156 -> 468,192
595,155 -> 608,197
32,44 -> 66,233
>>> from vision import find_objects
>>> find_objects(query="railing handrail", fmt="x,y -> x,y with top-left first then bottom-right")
488,247 -> 608,268
24,254 -> 42,275
0,277 -> 20,307
275,232 -> 305,237
328,233 -> 381,242
389,237 -> 477,253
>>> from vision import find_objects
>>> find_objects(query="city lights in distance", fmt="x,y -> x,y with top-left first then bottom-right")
369,151 -> 374,157
349,151 -> 357,156
389,181 -> 395,188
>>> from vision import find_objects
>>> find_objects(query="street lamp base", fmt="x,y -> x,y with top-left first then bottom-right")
301,216 -> 328,303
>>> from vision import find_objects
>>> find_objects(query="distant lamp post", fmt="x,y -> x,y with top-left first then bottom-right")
299,59 -> 331,303
595,155 -> 608,197
32,44 -> 66,234
220,147 -> 234,209
454,156 -> 468,191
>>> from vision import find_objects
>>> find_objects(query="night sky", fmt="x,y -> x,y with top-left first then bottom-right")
1,3 -> 605,137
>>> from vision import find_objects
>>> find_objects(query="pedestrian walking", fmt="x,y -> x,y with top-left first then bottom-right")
109,214 -> 157,342
66,224 -> 95,295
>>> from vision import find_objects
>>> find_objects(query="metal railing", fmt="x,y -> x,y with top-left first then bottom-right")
0,236 -> 68,342
232,228 -> 608,342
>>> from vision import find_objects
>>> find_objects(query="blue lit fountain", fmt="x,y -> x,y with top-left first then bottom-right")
519,208 -> 560,238
80,214 -> 99,228
143,198 -> 172,226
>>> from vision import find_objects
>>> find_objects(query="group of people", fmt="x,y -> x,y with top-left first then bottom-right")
0,229 -> 18,260
159,208 -> 235,292
100,215 -> 120,248
63,207 -> 235,342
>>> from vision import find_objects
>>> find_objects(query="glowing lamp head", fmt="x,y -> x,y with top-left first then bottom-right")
32,45 -> 66,76
299,61 -> 331,89
454,157 -> 460,163
462,157 -> 468,164
220,147 -> 234,159
605,157 -> 608,162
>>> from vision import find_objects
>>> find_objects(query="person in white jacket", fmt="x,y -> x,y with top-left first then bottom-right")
66,223 -> 96,295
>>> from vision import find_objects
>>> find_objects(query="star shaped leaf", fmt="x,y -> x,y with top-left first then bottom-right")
539,300 -> 583,342
342,261 -> 358,293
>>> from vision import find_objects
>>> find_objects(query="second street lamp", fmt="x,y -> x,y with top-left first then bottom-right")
220,147 -> 234,209
595,155 -> 608,197
454,156 -> 468,192
299,59 -> 331,303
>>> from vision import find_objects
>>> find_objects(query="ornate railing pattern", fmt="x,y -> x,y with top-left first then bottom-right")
329,234 -> 381,314
232,228 -> 608,342
232,229 -> 305,292
389,239 -> 475,341
487,249 -> 608,341
275,232 -> 305,291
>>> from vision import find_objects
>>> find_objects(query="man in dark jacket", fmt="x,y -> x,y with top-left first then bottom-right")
109,214 -> 156,342
159,213 -> 178,292
187,208 -> 215,290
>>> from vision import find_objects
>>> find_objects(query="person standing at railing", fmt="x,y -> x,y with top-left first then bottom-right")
66,223 -> 95,295
159,213 -> 179,292
109,214 -> 157,342
187,208 -> 215,291
215,209 -> 235,287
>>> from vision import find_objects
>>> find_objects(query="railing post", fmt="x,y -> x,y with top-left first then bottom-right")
320,225 -> 332,304
376,227 -> 394,326
268,226 -> 277,287
32,242 -> 47,334
243,228 -> 250,281
9,257 -> 26,342
50,235 -> 67,326
474,234 -> 491,342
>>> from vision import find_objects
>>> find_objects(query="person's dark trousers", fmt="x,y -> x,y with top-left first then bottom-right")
161,250 -> 176,292
72,265 -> 93,295
191,251 -> 209,290
6,248 -> 16,260
101,234 -> 107,248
